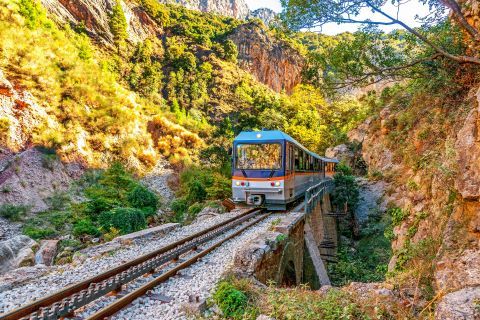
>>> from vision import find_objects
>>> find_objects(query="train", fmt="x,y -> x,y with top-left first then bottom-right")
231,130 -> 338,210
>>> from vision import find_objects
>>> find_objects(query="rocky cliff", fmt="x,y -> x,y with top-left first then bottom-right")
249,8 -> 277,26
159,0 -> 249,19
342,85 -> 480,318
41,0 -> 159,46
228,22 -> 305,93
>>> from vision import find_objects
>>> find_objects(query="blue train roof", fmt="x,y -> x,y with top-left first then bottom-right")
234,130 -> 337,162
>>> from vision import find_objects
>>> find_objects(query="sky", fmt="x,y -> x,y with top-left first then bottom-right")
245,0 -> 432,35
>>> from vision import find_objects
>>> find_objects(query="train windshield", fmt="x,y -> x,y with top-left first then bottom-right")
236,143 -> 282,170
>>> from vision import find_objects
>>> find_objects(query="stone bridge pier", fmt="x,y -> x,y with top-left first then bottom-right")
233,190 -> 338,289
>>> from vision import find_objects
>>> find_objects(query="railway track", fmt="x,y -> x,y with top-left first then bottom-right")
0,208 -> 268,320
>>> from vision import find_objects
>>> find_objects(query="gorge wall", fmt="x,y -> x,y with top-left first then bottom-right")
229,22 -> 305,94
344,85 -> 480,317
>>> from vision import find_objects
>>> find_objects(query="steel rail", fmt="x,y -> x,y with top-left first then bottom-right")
86,212 -> 270,320
0,208 -> 262,320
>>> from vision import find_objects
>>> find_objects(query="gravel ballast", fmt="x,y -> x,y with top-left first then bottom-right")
0,210 -> 278,319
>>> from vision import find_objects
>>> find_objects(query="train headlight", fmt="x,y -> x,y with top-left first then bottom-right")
235,181 -> 241,186
275,181 -> 281,187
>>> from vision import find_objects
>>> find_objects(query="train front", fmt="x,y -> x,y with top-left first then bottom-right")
231,131 -> 286,210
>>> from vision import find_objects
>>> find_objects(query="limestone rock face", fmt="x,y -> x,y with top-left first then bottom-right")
0,236 -> 38,274
160,0 -> 249,19
41,0 -> 159,46
248,8 -> 277,26
435,286 -> 480,320
229,22 -> 305,93
455,94 -> 480,200
325,144 -> 354,165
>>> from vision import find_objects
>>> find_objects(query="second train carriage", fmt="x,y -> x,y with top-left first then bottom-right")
231,130 -> 338,210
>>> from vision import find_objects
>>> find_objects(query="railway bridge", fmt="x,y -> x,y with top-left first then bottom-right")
233,179 -> 339,289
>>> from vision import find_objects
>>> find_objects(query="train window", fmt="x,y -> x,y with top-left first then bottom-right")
294,148 -> 299,170
236,143 -> 282,170
299,150 -> 304,170
286,143 -> 292,171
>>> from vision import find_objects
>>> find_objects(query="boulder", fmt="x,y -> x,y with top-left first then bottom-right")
0,235 -> 38,274
435,286 -> 480,319
35,239 -> 59,266
325,144 -> 354,165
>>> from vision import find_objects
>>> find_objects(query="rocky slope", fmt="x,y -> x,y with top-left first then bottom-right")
339,85 -> 480,318
41,0 -> 159,46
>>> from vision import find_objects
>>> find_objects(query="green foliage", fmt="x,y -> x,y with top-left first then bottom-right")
223,40 -> 238,62
266,286 -> 367,319
127,185 -> 159,217
388,207 -> 408,226
109,1 -> 128,49
335,162 -> 352,175
329,210 -> 392,286
22,210 -> 74,239
23,225 -> 56,240
331,171 -> 360,213
98,207 -> 147,234
73,219 -> 101,237
45,192 -> 71,211
0,204 -> 29,221
172,165 -> 230,222
17,0 -> 48,29
213,281 -> 248,319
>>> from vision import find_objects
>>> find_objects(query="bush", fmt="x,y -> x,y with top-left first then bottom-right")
73,219 -> 101,237
213,281 -> 248,319
170,197 -> 188,222
23,225 -> 56,240
99,207 -> 146,235
127,185 -> 159,217
46,192 -> 71,211
332,173 -> 359,212
0,204 -> 29,221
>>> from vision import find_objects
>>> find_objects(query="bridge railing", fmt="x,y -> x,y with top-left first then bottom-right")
304,179 -> 334,214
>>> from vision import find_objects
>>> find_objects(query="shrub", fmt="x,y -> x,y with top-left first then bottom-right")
0,204 -> 29,221
127,185 -> 159,217
213,281 -> 248,319
46,192 -> 71,211
99,207 -> 146,235
332,173 -> 359,212
23,225 -> 56,240
17,0 -> 48,29
73,219 -> 101,237
170,197 -> 188,222
0,117 -> 10,134
388,207 -> 407,226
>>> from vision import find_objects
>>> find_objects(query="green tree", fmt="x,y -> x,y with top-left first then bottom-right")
109,1 -> 128,49
223,40 -> 238,62
281,0 -> 477,90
